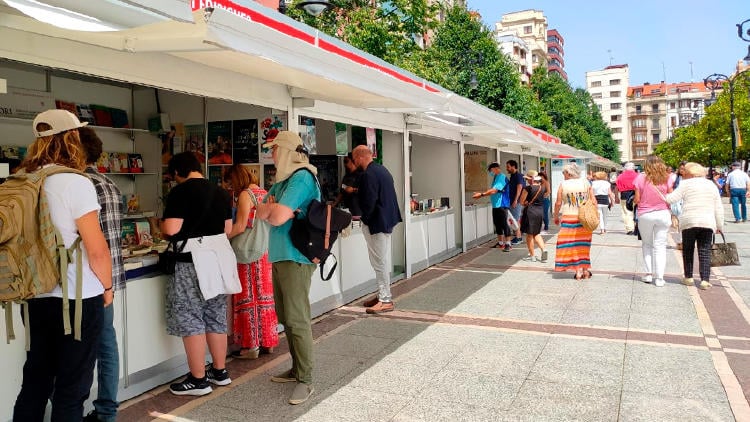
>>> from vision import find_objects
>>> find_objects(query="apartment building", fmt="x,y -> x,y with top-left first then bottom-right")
627,81 -> 710,161
547,29 -> 566,81
586,65 -> 630,161
496,30 -> 532,84
495,10 -> 548,71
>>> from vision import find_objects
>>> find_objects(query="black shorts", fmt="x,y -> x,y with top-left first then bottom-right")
492,207 -> 512,237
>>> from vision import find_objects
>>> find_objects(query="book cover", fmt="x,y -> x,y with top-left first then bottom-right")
121,220 -> 137,248
128,153 -> 143,173
117,153 -> 129,173
184,124 -> 206,164
90,104 -> 113,127
135,220 -> 152,246
126,194 -> 140,213
96,151 -> 110,173
55,100 -> 77,116
76,104 -> 96,125
110,107 -> 129,128
207,120 -> 233,165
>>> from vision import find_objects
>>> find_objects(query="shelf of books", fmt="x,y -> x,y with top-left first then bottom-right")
0,115 -> 149,134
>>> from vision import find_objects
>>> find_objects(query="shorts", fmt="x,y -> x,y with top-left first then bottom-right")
165,262 -> 227,337
510,203 -> 523,221
492,207 -> 512,237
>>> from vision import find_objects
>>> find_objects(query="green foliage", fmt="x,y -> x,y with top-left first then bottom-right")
654,72 -> 750,168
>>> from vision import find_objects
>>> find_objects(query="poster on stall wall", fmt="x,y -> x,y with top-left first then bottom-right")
309,155 -> 338,203
207,121 -> 233,165
184,124 -> 206,164
0,87 -> 55,119
208,165 -> 229,187
299,116 -> 316,154
464,150 -> 490,193
366,128 -> 377,158
263,165 -> 277,189
539,157 -> 548,174
232,119 -> 259,163
335,122 -> 348,155
259,114 -> 287,164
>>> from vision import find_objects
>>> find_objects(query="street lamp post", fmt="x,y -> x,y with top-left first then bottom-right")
704,69 -> 750,164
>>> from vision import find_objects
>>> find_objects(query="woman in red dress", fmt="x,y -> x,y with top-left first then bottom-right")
224,164 -> 278,358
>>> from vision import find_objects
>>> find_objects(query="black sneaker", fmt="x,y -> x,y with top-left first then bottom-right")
170,374 -> 212,396
206,364 -> 232,386
503,244 -> 511,252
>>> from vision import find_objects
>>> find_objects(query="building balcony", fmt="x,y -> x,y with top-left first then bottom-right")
628,109 -> 664,117
631,126 -> 648,132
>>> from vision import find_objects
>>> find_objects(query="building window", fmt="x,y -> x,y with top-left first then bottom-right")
651,118 -> 659,129
670,116 -> 677,126
612,127 -> 622,134
693,99 -> 700,108
634,133 -> 646,142
635,90 -> 642,98
680,100 -> 690,108
651,104 -> 659,112
609,79 -> 621,85
633,119 -> 645,128
591,81 -> 602,87
524,25 -> 532,34
652,133 -> 660,144
611,114 -> 621,122
635,105 -> 642,113
635,148 -> 647,157
598,104 -> 602,111
670,102 -> 676,109
591,93 -> 602,99
611,103 -> 621,110
610,91 -> 621,97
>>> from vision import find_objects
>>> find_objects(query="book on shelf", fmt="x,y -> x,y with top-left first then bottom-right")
134,220 -> 153,246
128,153 -> 144,173
110,107 -> 129,128
108,152 -> 129,173
90,104 -> 113,127
76,104 -> 96,125
95,151 -> 110,173
121,220 -> 137,248
125,194 -> 140,213
55,100 -> 77,116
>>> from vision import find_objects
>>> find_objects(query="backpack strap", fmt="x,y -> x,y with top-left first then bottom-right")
320,254 -> 337,281
3,303 -> 14,344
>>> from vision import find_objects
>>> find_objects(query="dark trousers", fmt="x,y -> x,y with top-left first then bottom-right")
14,296 -> 104,422
681,228 -> 713,282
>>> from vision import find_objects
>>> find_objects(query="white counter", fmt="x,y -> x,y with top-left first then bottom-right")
407,208 -> 460,274
464,203 -> 495,248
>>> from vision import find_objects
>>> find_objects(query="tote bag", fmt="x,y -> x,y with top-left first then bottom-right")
230,190 -> 269,264
710,233 -> 740,267
506,211 -> 519,232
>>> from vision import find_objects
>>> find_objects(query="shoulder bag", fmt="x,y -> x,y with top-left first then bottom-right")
650,182 -> 682,216
230,190 -> 270,264
577,181 -> 599,232
711,233 -> 740,267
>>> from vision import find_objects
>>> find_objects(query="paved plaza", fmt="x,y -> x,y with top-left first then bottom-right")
121,200 -> 750,421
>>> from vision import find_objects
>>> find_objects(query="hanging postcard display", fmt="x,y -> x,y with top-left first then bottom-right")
232,119 -> 259,163
207,120 -> 233,165
184,124 -> 206,164
260,114 -> 287,164
335,122 -> 348,156
366,127 -> 377,158
299,116 -> 316,154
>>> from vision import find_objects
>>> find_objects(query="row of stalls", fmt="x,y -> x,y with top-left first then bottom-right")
0,0 -> 617,417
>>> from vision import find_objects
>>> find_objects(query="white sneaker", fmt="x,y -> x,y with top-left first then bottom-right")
681,277 -> 694,286
641,275 -> 653,283
522,255 -> 536,262
654,278 -> 665,287
699,281 -> 712,290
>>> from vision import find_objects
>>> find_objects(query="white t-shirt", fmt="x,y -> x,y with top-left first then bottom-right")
591,180 -> 611,196
726,169 -> 750,189
35,172 -> 103,299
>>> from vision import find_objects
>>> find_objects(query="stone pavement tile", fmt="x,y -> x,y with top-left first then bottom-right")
527,336 -> 625,388
392,399 -> 511,422
373,338 -> 464,370
511,293 -> 576,309
498,305 -> 566,323
345,360 -> 443,396
506,380 -> 620,422
185,404 -> 264,422
729,280 -> 750,314
417,368 -> 524,410
395,272 -> 499,314
627,311 -> 702,334
622,344 -> 728,403
442,334 -> 547,379
619,392 -> 734,422
559,308 -> 631,328
294,386 -> 412,422
336,317 -> 427,340
313,333 -> 397,359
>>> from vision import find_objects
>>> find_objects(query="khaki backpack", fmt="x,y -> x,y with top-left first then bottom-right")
0,165 -> 84,349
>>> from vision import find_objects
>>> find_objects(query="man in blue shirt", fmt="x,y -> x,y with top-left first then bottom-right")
473,162 -> 513,252
353,145 -> 403,314
255,131 -> 320,405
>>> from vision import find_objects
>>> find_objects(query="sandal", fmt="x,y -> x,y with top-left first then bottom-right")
573,270 -> 583,280
232,348 -> 260,360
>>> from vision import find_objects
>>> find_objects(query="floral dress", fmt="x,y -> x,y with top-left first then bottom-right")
232,187 -> 279,350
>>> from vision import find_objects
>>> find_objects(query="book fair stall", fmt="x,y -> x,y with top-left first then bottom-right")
0,1 -> 592,416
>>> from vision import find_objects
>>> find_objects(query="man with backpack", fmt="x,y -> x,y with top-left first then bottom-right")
254,131 -> 320,405
11,109 -> 113,421
353,145 -> 402,314
80,127 -> 125,422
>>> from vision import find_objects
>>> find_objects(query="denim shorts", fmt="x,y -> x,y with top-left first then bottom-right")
165,262 -> 227,337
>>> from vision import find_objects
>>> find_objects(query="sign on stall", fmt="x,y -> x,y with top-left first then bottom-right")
0,87 -> 55,119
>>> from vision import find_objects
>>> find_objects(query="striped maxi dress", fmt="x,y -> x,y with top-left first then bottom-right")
554,179 -> 592,272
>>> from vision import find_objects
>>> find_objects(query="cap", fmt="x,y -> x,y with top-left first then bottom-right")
624,162 -> 635,170
487,162 -> 500,171
32,109 -> 87,137
732,161 -> 741,167
262,130 -> 302,151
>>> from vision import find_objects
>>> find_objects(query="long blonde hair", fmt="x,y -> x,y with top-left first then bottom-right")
20,124 -> 86,172
643,155 -> 668,185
